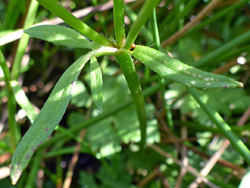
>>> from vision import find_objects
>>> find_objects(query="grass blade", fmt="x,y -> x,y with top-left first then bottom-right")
90,56 -> 103,112
0,50 -> 20,150
195,29 -> 250,67
187,87 -> 250,165
131,45 -> 243,89
25,25 -> 100,49
10,51 -> 95,185
11,0 -> 39,80
10,80 -> 37,123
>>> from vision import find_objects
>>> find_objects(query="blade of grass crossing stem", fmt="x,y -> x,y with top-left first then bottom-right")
36,0 -> 114,47
0,51 -> 20,150
195,29 -> 250,67
113,0 -> 125,48
123,0 -> 161,50
10,51 -> 96,185
131,45 -> 243,89
115,53 -> 147,148
150,8 -> 174,129
11,0 -> 39,80
187,87 -> 250,165
90,56 -> 103,112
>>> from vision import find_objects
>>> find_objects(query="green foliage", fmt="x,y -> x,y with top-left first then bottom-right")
24,25 -> 100,49
10,51 -> 95,184
70,80 -> 91,108
131,45 -> 243,88
0,0 -> 249,187
78,155 -> 134,188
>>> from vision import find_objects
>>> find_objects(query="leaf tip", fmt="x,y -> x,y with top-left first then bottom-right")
23,27 -> 31,35
10,164 -> 22,185
238,82 -> 244,88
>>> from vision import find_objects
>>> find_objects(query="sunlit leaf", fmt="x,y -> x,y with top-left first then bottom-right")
10,51 -> 95,185
10,80 -> 37,123
90,56 -> 103,112
131,45 -> 243,89
24,25 -> 100,49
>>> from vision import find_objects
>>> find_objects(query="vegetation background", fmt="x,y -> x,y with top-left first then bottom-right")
0,0 -> 250,187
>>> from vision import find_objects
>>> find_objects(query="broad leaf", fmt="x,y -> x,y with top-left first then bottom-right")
90,56 -> 103,112
131,45 -> 243,89
10,51 -> 95,185
24,25 -> 100,49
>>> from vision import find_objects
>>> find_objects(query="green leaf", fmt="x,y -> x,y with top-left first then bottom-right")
24,25 -> 100,49
90,56 -> 103,112
131,45 -> 243,89
10,80 -> 37,123
10,51 -> 95,185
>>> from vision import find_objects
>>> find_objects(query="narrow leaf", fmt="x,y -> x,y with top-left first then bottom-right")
131,45 -> 243,89
90,56 -> 103,112
10,80 -> 37,123
10,51 -> 95,185
24,25 -> 100,49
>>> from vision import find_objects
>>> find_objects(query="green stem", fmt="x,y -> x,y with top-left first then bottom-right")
177,121 -> 250,135
115,53 -> 147,148
11,0 -> 39,80
0,51 -> 20,151
36,0 -> 114,47
187,87 -> 250,165
123,0 -> 160,49
113,0 -> 125,48
150,8 -> 174,129
151,9 -> 160,49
